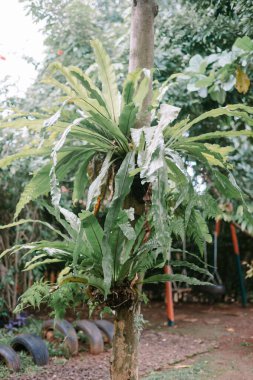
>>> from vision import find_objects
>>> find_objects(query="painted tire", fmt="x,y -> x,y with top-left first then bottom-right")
0,344 -> 21,372
42,319 -> 78,355
11,334 -> 49,366
196,284 -> 226,295
75,320 -> 104,354
94,320 -> 114,344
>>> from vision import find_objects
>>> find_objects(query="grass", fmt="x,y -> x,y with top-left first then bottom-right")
240,341 -> 253,347
143,359 -> 213,380
0,351 -> 40,380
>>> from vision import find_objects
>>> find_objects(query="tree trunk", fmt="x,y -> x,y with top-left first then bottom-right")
110,2 -> 158,379
129,0 -> 158,127
110,302 -> 140,380
129,0 -> 158,72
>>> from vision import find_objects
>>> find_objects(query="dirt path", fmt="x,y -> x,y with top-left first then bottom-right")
144,302 -> 253,379
7,302 -> 253,380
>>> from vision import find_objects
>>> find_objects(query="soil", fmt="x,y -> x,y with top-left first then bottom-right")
7,301 -> 253,380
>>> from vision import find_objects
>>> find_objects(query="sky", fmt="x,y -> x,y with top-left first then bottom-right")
0,0 -> 44,97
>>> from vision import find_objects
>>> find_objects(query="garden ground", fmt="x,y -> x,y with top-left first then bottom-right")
5,301 -> 253,380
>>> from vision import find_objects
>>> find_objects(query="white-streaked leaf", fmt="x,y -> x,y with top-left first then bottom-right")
158,104 -> 181,129
44,109 -> 61,127
118,222 -> 136,240
86,151 -> 113,210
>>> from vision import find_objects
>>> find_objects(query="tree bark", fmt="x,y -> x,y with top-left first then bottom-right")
110,302 -> 140,380
129,0 -> 158,127
129,0 -> 158,72
110,2 -> 158,379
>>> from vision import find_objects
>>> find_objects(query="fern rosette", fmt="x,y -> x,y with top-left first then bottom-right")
0,40 -> 253,314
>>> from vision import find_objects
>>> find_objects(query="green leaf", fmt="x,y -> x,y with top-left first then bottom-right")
87,111 -> 128,151
142,274 -> 211,285
41,203 -> 77,240
0,219 -> 68,240
0,147 -> 51,169
59,275 -> 88,286
72,152 -> 94,204
170,216 -> 185,242
117,215 -> 146,279
22,240 -> 73,258
209,89 -> 226,104
170,260 -> 212,277
187,210 -> 212,253
119,102 -> 138,136
25,253 -> 50,267
69,65 -> 110,114
79,210 -> 104,259
102,151 -> 135,292
69,123 -> 115,151
151,165 -> 171,261
72,229 -> 84,267
186,129 -> 253,143
88,276 -> 106,294
24,258 -> 64,271
167,104 -> 253,144
233,36 -> 253,52
0,118 -> 49,131
91,39 -> 119,123
164,117 -> 189,139
195,75 -> 214,88
15,150 -> 86,218
14,280 -> 51,313
213,170 -> 243,200
133,71 -> 150,110
45,66 -> 128,150
130,251 -> 159,276
122,69 -> 142,106
174,141 -> 228,168
48,62 -> 109,118
166,157 -> 188,188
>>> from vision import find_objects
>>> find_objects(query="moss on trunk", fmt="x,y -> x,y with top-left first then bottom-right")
110,302 -> 141,380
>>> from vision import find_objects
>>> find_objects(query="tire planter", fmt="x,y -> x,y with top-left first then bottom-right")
11,334 -> 49,366
195,284 -> 226,295
0,344 -> 21,372
42,319 -> 78,356
94,320 -> 114,344
75,320 -> 104,354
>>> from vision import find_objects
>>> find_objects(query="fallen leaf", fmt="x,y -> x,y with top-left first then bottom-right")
235,68 -> 250,94
170,364 -> 192,369
183,318 -> 198,323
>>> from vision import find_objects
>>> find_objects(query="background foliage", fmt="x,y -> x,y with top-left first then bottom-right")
0,0 -> 253,318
